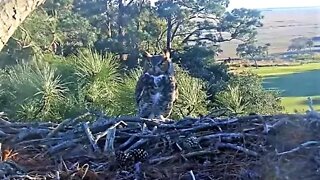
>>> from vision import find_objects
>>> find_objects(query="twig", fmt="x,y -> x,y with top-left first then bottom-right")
216,143 -> 258,157
134,162 -> 143,180
47,139 -> 80,155
276,141 -> 320,156
149,150 -> 216,164
124,126 -> 158,152
16,137 -> 65,146
103,127 -> 116,154
180,118 -> 239,133
118,136 -> 137,150
15,128 -> 50,142
0,112 -> 11,125
7,175 -> 42,180
125,139 -> 149,153
47,112 -> 91,138
83,122 -> 100,153
96,121 -> 127,143
114,116 -> 161,127
46,118 -> 73,138
199,133 -> 244,141
189,170 -> 196,180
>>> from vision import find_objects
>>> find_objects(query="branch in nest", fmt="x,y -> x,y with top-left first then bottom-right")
103,126 -> 116,155
7,174 -> 41,180
96,121 -> 127,143
276,141 -> 320,156
148,150 -> 217,165
103,121 -> 127,154
118,136 -> 137,150
0,112 -> 11,125
83,122 -> 100,153
119,116 -> 165,127
124,126 -> 158,153
46,112 -> 91,138
199,133 -> 244,141
216,143 -> 258,157
124,139 -> 149,153
16,137 -> 64,146
47,139 -> 81,155
15,128 -> 50,143
180,118 -> 239,133
134,162 -> 143,180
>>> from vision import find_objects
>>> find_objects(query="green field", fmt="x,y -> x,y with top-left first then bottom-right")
246,63 -> 320,113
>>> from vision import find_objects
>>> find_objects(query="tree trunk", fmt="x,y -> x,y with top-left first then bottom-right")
166,16 -> 172,50
118,0 -> 126,60
0,0 -> 46,52
254,59 -> 258,69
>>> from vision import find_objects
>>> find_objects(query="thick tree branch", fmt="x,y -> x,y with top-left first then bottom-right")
0,0 -> 46,52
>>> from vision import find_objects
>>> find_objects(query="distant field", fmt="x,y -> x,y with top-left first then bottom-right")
242,63 -> 320,113
219,7 -> 320,58
249,63 -> 320,77
219,7 -> 320,113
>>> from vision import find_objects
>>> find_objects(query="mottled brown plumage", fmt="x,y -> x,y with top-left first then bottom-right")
135,50 -> 178,120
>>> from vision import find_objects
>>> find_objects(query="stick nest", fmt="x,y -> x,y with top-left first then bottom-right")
0,112 -> 320,180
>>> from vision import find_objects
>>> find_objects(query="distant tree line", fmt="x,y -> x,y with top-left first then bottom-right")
287,37 -> 314,52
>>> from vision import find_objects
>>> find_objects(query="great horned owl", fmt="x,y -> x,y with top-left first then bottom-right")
135,50 -> 178,120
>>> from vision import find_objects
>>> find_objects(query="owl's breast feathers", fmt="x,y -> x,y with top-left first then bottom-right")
135,72 -> 178,118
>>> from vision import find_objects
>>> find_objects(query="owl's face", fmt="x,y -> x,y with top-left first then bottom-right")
143,50 -> 172,76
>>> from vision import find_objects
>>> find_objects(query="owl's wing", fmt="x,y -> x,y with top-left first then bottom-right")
135,74 -> 146,104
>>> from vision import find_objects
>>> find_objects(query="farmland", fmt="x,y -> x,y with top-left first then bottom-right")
242,63 -> 320,113
218,7 -> 320,59
220,7 -> 320,113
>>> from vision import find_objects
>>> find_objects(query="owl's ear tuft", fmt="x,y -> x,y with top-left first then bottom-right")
162,49 -> 171,61
143,51 -> 153,60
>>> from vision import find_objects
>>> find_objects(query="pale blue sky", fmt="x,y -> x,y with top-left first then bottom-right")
151,0 -> 320,9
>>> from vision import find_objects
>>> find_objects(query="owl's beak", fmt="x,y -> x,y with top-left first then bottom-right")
153,66 -> 162,74
162,49 -> 171,60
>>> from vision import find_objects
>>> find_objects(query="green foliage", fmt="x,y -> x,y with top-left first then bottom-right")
176,45 -> 229,95
0,60 -> 68,121
236,42 -> 271,68
220,8 -> 263,41
236,42 -> 270,59
113,68 -> 143,116
214,85 -> 248,115
214,72 -> 283,115
172,66 -> 209,119
178,45 -> 228,84
155,1 -> 263,49
70,49 -> 121,114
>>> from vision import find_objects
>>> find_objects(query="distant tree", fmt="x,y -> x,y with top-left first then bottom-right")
236,42 -> 269,68
264,43 -> 271,56
155,1 -> 263,50
287,37 -> 314,52
306,39 -> 314,52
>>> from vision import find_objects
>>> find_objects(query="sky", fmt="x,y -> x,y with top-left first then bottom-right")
228,0 -> 320,9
